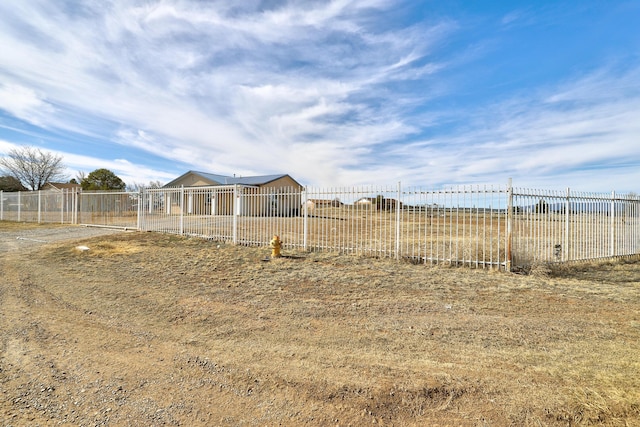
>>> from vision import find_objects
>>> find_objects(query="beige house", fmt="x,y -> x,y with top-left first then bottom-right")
43,182 -> 81,191
163,171 -> 304,216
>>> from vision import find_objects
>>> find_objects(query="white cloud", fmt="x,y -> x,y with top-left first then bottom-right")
0,84 -> 56,126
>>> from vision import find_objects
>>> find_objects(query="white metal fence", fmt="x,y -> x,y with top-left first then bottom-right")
0,189 -> 75,224
510,187 -> 640,267
2,182 -> 639,270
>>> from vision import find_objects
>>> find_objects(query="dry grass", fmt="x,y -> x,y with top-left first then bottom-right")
0,220 -> 70,231
1,223 -> 639,426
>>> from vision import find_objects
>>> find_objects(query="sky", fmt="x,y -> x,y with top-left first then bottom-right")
0,0 -> 639,192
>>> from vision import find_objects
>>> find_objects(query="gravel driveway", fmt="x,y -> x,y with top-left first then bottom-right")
0,224 -> 127,253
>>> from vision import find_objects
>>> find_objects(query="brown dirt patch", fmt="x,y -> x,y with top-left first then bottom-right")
1,222 -> 639,425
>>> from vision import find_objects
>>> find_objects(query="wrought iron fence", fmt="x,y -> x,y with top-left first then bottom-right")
2,181 -> 639,270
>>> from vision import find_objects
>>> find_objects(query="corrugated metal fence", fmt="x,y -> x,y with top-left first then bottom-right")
2,182 -> 639,270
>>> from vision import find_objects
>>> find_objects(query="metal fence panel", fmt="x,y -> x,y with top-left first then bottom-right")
1,191 -> 22,222
511,188 -> 640,266
399,185 -> 508,267
0,190 -> 75,223
305,185 -> 400,257
303,184 -> 509,268
77,191 -> 139,229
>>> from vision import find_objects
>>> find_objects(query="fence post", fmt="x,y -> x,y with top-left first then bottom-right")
506,178 -> 513,271
38,190 -> 42,223
611,190 -> 616,257
564,187 -> 570,261
0,190 -> 3,221
18,191 -> 21,222
180,186 -> 184,235
73,190 -> 78,224
233,184 -> 238,244
303,186 -> 308,251
395,181 -> 401,260
137,189 -> 142,230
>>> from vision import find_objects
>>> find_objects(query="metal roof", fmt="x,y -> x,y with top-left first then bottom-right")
164,170 -> 301,188
195,171 -> 288,185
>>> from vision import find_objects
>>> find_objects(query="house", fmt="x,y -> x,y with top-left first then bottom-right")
163,171 -> 304,216
41,182 -> 81,216
43,182 -> 81,192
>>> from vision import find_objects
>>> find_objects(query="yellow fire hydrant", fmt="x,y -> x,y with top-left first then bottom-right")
270,235 -> 282,258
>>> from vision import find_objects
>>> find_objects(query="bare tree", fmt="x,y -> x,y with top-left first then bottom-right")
75,170 -> 87,185
0,146 -> 66,190
127,180 -> 164,192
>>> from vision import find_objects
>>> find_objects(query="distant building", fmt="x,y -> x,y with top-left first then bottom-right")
354,196 -> 402,210
305,198 -> 343,211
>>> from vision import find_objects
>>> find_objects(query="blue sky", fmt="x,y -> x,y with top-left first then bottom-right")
0,0 -> 639,191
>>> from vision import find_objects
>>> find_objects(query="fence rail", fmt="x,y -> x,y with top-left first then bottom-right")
2,181 -> 639,270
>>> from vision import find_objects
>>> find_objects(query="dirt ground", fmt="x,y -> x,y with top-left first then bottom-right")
1,222 -> 639,426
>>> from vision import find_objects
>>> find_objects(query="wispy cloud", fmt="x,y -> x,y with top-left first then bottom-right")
1,0 -> 454,183
383,64 -> 640,189
0,84 -> 56,127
